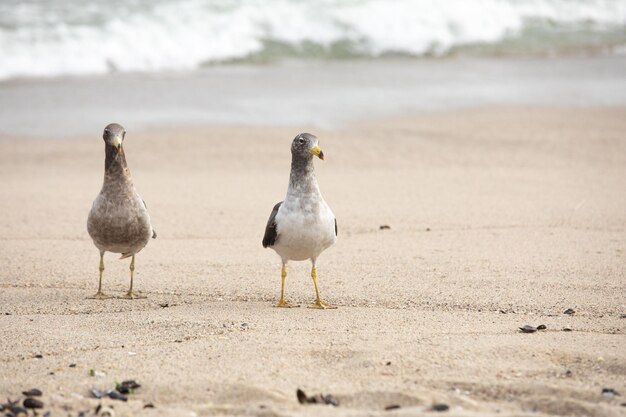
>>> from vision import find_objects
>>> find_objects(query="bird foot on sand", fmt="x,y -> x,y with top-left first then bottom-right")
86,292 -> 114,300
120,291 -> 147,300
275,299 -> 299,308
308,300 -> 337,309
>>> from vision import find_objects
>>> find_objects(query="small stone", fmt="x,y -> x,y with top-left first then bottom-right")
296,389 -> 308,404
10,406 -> 28,416
562,327 -> 572,332
602,388 -> 620,397
385,361 -> 392,366
519,324 -> 537,333
323,394 -> 339,406
564,308 -> 575,315
23,398 -> 44,409
432,403 -> 449,412
379,225 -> 391,230
107,390 -> 128,401
296,389 -> 338,406
22,388 -> 42,397
69,363 -> 77,368
90,388 -> 105,399
426,228 -> 431,231
385,404 -> 401,410
537,324 -> 547,330
34,354 -> 43,359
116,380 -> 141,394
143,403 -> 155,408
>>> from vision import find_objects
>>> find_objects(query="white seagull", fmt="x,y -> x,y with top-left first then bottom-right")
263,133 -> 337,309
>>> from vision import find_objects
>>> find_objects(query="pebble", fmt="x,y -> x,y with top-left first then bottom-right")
116,379 -> 141,394
384,404 -> 401,410
564,308 -> 575,315
519,324 -> 537,333
107,389 -> 128,402
379,225 -> 391,230
296,389 -> 339,406
602,388 -> 620,398
23,398 -> 44,409
432,403 -> 450,412
22,388 -> 42,397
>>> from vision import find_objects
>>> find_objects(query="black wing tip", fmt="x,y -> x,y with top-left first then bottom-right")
334,218 -> 337,236
262,201 -> 283,248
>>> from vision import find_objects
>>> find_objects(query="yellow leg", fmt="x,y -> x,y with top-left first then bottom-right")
308,266 -> 336,309
121,255 -> 146,299
275,263 -> 297,308
87,252 -> 113,299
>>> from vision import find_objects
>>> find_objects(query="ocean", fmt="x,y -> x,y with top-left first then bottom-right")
1,0 -> 625,81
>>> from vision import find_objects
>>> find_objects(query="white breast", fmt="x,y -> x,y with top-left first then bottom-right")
272,194 -> 336,262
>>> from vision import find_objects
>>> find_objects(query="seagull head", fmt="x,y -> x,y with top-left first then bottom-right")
291,133 -> 324,160
103,123 -> 126,154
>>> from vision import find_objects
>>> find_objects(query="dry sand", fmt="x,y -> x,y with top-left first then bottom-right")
0,107 -> 625,416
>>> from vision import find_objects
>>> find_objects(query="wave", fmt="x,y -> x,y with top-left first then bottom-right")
1,0 -> 625,80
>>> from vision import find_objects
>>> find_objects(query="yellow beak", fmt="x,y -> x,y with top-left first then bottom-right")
111,136 -> 123,154
310,145 -> 324,160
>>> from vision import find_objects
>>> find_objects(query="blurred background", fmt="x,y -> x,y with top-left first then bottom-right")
1,0 -> 626,136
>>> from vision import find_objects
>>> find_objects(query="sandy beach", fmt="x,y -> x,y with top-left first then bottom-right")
0,104 -> 625,416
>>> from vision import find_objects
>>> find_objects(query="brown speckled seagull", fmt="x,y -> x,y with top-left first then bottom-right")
87,123 -> 156,299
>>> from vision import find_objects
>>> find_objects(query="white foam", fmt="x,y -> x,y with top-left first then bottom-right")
1,0 -> 625,80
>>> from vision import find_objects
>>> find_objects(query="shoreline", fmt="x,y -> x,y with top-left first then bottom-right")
2,56 -> 626,139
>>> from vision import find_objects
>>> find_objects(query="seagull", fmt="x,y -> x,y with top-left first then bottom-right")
87,123 -> 156,299
263,133 -> 337,309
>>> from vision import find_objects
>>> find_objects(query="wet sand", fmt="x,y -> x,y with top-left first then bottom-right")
0,106 -> 625,416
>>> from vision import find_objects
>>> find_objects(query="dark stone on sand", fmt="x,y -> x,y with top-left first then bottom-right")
116,380 -> 141,394
144,403 -> 155,408
519,324 -> 537,333
432,403 -> 449,411
23,398 -> 43,409
562,327 -> 572,332
296,389 -> 338,406
385,404 -> 401,410
107,390 -> 128,401
90,388 -> 105,399
602,388 -> 620,397
296,389 -> 308,404
379,225 -> 391,230
536,324 -> 547,330
34,354 -> 43,359
69,363 -> 77,368
564,308 -> 575,315
22,388 -> 42,397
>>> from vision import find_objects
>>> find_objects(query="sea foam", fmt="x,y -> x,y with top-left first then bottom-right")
1,0 -> 625,80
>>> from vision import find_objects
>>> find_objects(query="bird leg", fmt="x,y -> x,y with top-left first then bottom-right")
275,263 -> 297,308
121,255 -> 146,299
87,252 -> 113,299
308,266 -> 336,309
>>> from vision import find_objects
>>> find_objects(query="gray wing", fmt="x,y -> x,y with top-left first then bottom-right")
335,218 -> 337,236
262,202 -> 282,248
142,199 -> 157,239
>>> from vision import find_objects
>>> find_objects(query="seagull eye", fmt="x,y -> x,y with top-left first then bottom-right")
298,138 -> 305,145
